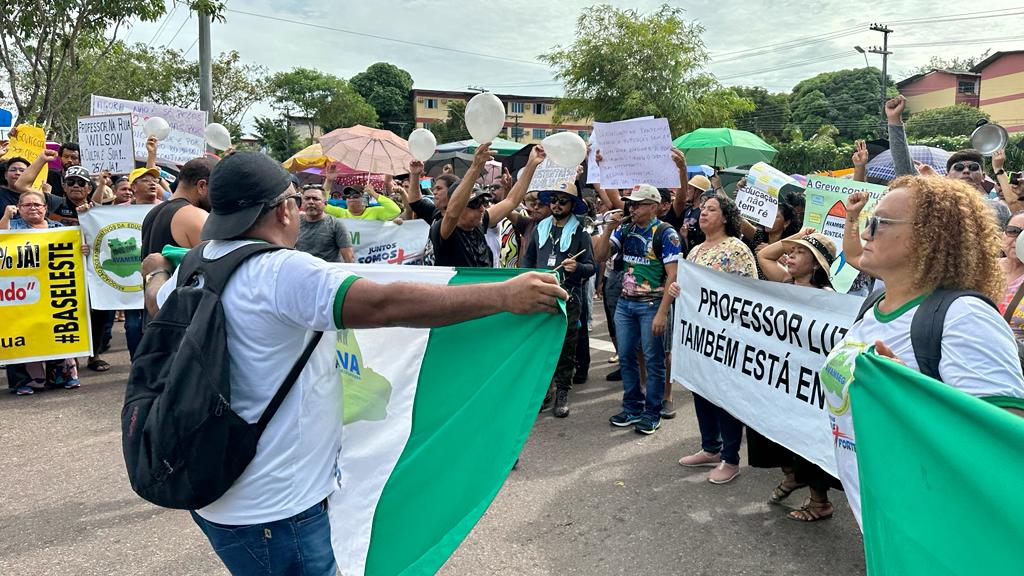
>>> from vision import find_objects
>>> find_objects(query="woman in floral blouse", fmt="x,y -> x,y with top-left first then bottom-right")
677,194 -> 757,484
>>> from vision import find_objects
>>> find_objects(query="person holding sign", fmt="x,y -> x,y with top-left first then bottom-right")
678,194 -> 757,483
594,184 -> 681,435
521,184 -> 595,417
825,175 -> 1024,529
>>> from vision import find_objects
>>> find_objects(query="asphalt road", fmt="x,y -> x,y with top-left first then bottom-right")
1,314 -> 865,576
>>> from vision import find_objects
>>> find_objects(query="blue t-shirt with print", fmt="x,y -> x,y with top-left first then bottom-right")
610,218 -> 681,301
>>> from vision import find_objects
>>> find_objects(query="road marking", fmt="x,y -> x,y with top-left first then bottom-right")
590,337 -> 616,353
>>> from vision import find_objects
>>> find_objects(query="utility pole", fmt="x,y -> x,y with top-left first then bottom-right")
507,114 -> 523,142
198,10 -> 213,117
868,23 -> 893,128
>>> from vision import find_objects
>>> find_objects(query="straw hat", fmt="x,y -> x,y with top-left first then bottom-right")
781,232 -> 837,274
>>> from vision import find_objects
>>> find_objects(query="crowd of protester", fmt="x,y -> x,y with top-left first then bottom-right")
4,92 -> 1024,531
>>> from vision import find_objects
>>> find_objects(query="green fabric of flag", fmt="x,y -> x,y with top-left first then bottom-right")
851,352 -> 1024,576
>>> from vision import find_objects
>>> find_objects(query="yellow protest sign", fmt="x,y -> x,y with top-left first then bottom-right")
2,124 -> 49,189
0,228 -> 92,363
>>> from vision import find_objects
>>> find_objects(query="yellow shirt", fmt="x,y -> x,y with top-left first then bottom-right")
323,195 -> 401,221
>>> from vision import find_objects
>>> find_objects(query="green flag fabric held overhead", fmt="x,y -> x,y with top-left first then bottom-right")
850,352 -> 1024,576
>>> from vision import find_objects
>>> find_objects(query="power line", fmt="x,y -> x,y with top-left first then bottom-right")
147,2 -> 179,48
164,10 -> 192,49
223,8 -> 548,67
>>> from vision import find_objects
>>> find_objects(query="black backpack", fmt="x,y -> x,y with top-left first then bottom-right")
854,288 -> 999,381
122,242 -> 323,510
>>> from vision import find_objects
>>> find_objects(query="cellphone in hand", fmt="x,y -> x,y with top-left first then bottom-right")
420,177 -> 432,191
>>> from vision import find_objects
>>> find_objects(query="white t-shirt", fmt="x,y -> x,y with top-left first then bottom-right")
822,293 -> 1024,528
157,241 -> 359,525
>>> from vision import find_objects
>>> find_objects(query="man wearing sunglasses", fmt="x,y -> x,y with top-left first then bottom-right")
521,184 -> 595,417
323,183 -> 401,221
430,143 -> 544,267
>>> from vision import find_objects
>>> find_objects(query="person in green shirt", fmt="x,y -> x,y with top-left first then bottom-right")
323,183 -> 401,221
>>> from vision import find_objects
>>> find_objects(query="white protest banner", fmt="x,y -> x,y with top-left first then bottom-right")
590,117 -> 678,189
528,158 -> 577,192
77,114 -> 135,174
735,186 -> 778,227
671,259 -> 864,476
802,175 -> 887,293
91,95 -> 207,165
78,205 -> 155,309
345,219 -> 430,265
585,131 -> 600,184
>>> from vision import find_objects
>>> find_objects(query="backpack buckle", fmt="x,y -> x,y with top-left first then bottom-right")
154,459 -> 174,481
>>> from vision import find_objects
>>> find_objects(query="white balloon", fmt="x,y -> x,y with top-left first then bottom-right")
1015,229 -> 1024,263
408,128 -> 437,162
541,132 -> 588,168
204,123 -> 232,151
464,93 -> 505,144
143,116 -> 171,141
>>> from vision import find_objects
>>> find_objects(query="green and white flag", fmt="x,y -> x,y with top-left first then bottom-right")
328,265 -> 566,575
78,205 -> 153,310
851,353 -> 1024,575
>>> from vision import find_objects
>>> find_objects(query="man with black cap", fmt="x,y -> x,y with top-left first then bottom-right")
141,151 -> 567,576
521,183 -> 595,417
14,149 -> 92,226
430,142 -> 543,267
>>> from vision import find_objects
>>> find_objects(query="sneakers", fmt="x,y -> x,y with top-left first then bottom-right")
634,417 -> 661,435
15,385 -> 34,395
607,355 -> 619,364
660,399 -> 677,419
553,390 -> 570,418
708,462 -> 741,484
64,378 -> 80,389
605,368 -> 622,382
678,450 -> 722,467
609,411 -> 642,427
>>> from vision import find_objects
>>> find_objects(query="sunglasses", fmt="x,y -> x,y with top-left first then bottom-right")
467,197 -> 491,209
1005,226 -> 1023,237
64,179 -> 90,187
865,215 -> 910,239
269,192 -> 302,208
951,162 -> 981,173
549,196 -> 573,206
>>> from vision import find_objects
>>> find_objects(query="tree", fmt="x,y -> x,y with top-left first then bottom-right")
911,50 -> 991,75
789,68 -> 897,140
905,104 -> 990,138
732,86 -> 790,142
269,68 -> 377,135
541,4 -> 753,135
350,62 -> 414,137
0,0 -> 225,131
431,100 -> 470,143
253,116 -> 301,161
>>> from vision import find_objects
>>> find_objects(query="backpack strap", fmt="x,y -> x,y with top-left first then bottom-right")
1003,278 -> 1024,323
910,289 -> 997,381
257,331 -> 324,431
177,242 -> 284,294
855,289 -> 886,323
652,222 -> 667,261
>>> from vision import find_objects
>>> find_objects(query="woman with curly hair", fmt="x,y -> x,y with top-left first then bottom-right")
677,194 -> 757,484
825,175 -> 1024,528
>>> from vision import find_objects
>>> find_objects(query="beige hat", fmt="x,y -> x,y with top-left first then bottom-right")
781,232 -> 837,274
687,174 -> 712,193
626,183 -> 661,204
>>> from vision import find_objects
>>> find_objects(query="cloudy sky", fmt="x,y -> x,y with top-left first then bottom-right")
122,0 -> 1024,133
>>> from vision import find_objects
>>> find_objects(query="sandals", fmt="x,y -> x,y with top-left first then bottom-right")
87,359 -> 111,372
768,480 -> 807,505
787,498 -> 834,522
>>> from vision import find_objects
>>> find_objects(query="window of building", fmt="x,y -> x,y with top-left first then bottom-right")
958,80 -> 976,94
510,102 -> 524,114
422,122 -> 432,130
533,103 -> 545,115
425,98 -> 438,109
532,128 -> 546,139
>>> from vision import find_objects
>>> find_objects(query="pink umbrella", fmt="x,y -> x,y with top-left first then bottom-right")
318,125 -> 414,176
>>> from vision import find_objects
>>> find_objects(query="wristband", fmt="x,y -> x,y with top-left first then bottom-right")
145,269 -> 171,284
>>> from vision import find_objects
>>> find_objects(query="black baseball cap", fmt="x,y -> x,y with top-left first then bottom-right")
201,151 -> 293,241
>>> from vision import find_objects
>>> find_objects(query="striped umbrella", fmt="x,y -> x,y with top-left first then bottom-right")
866,146 -> 951,183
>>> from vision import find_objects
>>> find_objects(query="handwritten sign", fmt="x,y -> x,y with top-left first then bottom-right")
90,95 -> 207,166
590,117 -> 678,189
586,131 -> 601,184
528,158 -> 577,192
735,186 -> 778,227
1,124 -> 48,189
77,114 -> 135,174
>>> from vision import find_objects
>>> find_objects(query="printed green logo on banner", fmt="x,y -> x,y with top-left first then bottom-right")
338,329 -> 392,424
90,222 -> 142,292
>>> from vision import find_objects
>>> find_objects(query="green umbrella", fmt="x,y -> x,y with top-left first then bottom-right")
463,137 -> 526,156
673,128 -> 777,168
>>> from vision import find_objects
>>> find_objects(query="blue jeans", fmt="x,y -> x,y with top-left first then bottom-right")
125,310 -> 143,360
693,393 -> 744,465
191,499 -> 337,576
614,298 -> 665,422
